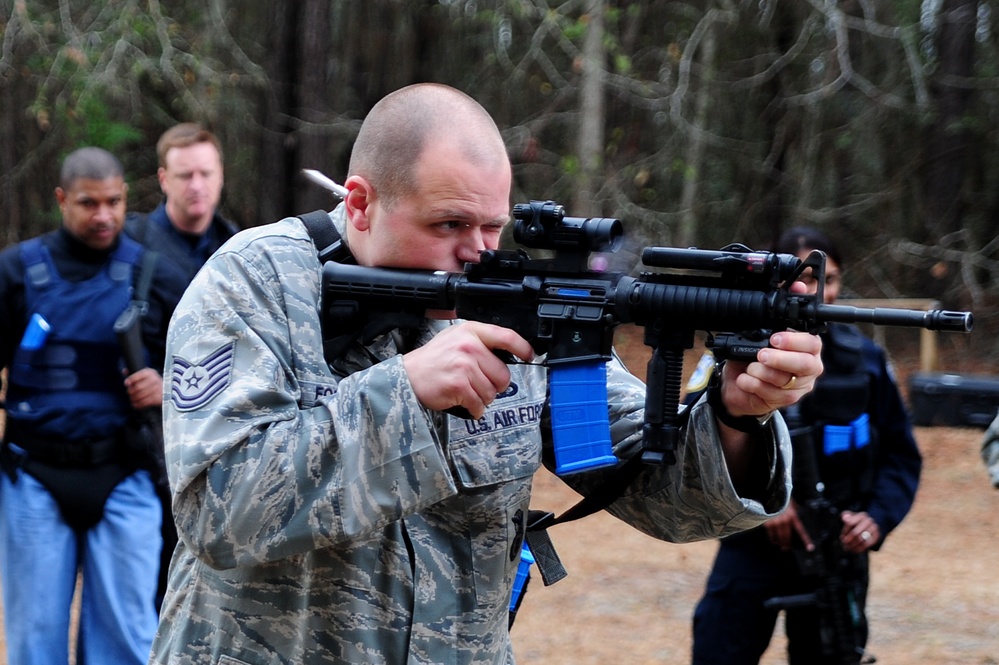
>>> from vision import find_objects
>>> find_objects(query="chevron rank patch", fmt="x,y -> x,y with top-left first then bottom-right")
169,342 -> 235,412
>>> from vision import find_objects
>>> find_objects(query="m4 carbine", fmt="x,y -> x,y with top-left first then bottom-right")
320,200 -> 973,474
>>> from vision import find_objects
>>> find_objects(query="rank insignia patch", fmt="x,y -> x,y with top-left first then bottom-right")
170,342 -> 235,412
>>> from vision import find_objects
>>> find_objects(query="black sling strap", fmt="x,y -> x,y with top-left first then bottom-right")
298,210 -> 352,264
134,248 -> 159,311
523,455 -> 645,586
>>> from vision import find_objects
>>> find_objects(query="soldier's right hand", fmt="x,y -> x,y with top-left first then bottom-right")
402,321 -> 535,419
124,367 -> 164,410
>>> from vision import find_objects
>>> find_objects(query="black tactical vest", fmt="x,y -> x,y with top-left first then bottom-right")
784,323 -> 877,509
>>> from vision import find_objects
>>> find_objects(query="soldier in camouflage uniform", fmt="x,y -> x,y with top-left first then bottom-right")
148,83 -> 824,665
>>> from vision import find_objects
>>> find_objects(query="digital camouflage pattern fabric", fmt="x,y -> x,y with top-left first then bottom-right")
982,412 -> 999,488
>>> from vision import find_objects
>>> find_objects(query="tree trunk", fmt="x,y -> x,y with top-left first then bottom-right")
923,0 -> 975,240
677,19 -> 716,249
572,0 -> 606,216
922,0 -> 976,300
1,64 -> 22,247
293,0 -> 333,215
257,0 -> 297,226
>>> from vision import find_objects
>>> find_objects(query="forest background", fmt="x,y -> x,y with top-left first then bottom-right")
2,0 -> 998,356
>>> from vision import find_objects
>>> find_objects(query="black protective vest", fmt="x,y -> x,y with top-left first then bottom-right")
784,323 -> 877,509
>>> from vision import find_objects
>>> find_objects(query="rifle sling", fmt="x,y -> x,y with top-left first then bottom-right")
527,396 -> 696,585
134,249 -> 158,306
525,451 -> 646,586
298,210 -> 353,264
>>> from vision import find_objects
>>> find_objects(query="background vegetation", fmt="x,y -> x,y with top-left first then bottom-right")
2,0 -> 996,360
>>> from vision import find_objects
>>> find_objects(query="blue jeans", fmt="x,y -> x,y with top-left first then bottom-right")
0,467 -> 162,664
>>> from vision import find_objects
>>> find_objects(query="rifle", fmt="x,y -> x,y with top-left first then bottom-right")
319,199 -> 973,474
113,276 -> 167,486
763,412 -> 875,664
114,303 -> 148,378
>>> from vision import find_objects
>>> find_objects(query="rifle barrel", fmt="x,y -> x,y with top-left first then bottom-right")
818,304 -> 972,332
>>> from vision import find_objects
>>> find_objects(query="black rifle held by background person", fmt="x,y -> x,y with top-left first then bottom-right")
318,199 -> 973,474
113,253 -> 166,486
763,405 -> 875,664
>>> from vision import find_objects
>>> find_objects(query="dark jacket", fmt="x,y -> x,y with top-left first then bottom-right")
124,201 -> 239,316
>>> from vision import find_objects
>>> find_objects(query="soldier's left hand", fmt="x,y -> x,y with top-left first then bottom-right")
840,510 -> 880,553
720,330 -> 823,420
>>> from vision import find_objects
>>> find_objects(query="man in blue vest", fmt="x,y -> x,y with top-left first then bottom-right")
0,147 -> 170,664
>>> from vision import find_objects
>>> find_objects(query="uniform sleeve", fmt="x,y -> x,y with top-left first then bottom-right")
863,343 -> 922,537
163,230 -> 457,570
982,411 -> 999,488
553,352 -> 792,543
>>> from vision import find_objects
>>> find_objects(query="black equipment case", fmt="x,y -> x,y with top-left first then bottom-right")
907,372 -> 999,428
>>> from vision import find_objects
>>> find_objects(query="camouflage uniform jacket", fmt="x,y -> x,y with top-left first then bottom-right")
982,411 -> 999,488
148,208 -> 792,665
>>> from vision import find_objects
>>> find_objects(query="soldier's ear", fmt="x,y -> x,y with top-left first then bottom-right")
344,176 -> 374,232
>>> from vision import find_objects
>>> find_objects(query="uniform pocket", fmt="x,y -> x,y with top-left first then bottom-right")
448,408 -> 543,489
446,368 -> 546,489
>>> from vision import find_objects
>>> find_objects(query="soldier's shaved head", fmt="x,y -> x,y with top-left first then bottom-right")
348,83 -> 508,207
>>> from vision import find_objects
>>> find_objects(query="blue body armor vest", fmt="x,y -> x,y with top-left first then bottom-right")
6,236 -> 143,443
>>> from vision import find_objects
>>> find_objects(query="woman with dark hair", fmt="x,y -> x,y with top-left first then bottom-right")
690,227 -> 922,665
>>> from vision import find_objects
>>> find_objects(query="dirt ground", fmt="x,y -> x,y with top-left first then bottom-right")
0,329 -> 997,664
512,425 -> 998,664
513,329 -> 999,664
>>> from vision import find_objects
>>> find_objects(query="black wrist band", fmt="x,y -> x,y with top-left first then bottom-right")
707,384 -> 771,434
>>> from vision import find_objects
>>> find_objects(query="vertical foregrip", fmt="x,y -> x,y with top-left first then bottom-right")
640,343 -> 684,465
